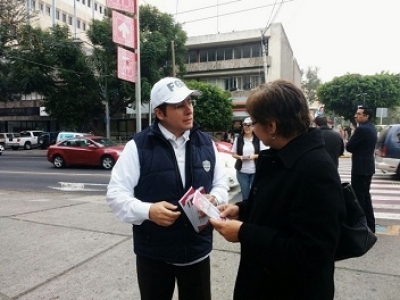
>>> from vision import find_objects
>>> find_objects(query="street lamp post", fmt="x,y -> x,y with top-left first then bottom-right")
356,92 -> 367,107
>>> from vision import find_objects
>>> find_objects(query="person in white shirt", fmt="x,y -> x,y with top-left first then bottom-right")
232,117 -> 268,200
106,77 -> 228,300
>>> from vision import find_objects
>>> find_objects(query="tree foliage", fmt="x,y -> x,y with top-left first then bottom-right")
186,81 -> 233,131
317,73 -> 400,122
6,25 -> 102,130
301,66 -> 321,103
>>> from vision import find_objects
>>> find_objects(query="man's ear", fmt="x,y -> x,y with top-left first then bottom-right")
154,108 -> 165,120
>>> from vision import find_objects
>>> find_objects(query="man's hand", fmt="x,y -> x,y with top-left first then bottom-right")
149,201 -> 181,226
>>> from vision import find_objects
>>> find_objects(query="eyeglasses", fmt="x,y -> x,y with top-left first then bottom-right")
243,124 -> 252,127
171,99 -> 196,110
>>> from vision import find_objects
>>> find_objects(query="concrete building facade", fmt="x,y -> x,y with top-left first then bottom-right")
29,0 -> 106,42
183,23 -> 301,122
0,0 -> 106,133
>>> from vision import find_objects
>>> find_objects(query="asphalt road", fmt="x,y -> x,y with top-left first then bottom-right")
1,150 -> 400,299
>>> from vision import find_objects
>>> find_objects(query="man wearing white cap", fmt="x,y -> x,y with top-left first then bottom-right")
107,77 -> 228,300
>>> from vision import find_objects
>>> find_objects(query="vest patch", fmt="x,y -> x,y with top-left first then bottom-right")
202,160 -> 211,172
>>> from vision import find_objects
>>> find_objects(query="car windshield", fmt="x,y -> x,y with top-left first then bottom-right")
92,138 -> 118,147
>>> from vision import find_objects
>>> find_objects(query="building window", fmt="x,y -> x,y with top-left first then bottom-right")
216,49 -> 224,61
39,3 -> 43,11
68,16 -> 72,25
199,50 -> 208,62
83,22 -> 86,31
87,0 -> 91,8
224,77 -> 237,91
252,44 -> 261,57
224,48 -> 233,60
62,13 -> 67,23
82,0 -> 86,5
45,6 -> 50,16
233,47 -> 241,59
185,50 -> 197,63
77,19 -> 81,29
99,6 -> 103,13
208,49 -> 216,62
56,10 -> 60,20
32,0 -> 36,9
242,45 -> 251,58
94,3 -> 98,11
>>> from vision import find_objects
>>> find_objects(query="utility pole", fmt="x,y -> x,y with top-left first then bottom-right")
171,41 -> 176,77
134,1 -> 141,133
357,92 -> 367,107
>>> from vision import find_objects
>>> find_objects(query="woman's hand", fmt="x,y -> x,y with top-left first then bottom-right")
210,218 -> 242,243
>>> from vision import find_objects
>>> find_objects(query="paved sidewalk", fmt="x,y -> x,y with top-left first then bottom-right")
0,190 -> 399,300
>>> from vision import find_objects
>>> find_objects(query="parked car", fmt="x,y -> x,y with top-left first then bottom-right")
208,136 -> 238,189
210,136 -> 233,154
47,136 -> 125,170
56,132 -> 91,143
0,132 -> 20,149
38,132 -> 59,149
375,124 -> 400,179
11,130 -> 43,150
0,143 -> 4,155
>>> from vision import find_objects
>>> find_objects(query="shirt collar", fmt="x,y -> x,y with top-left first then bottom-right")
158,123 -> 190,142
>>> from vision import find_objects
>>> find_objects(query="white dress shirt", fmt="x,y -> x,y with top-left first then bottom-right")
106,124 -> 229,225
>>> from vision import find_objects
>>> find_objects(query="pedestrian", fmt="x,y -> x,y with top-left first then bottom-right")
314,116 -> 344,168
343,126 -> 352,143
232,117 -> 267,200
346,107 -> 377,232
106,77 -> 229,300
210,80 -> 345,300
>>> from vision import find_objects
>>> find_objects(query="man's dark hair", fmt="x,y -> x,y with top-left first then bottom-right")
358,107 -> 374,119
314,116 -> 328,126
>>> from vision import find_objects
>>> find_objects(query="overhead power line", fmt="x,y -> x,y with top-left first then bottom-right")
180,0 -> 294,24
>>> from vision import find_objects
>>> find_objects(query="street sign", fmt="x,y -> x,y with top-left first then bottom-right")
106,0 -> 136,14
117,47 -> 136,83
112,10 -> 137,49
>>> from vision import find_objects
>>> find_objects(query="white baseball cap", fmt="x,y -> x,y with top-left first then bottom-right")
150,77 -> 202,111
243,117 -> 252,125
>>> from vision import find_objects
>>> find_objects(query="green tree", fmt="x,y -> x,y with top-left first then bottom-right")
301,66 -> 322,103
317,73 -> 400,123
7,25 -> 102,130
186,81 -> 233,131
0,0 -> 37,101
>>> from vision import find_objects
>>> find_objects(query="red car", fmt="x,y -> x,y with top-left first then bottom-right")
47,136 -> 125,170
210,136 -> 233,154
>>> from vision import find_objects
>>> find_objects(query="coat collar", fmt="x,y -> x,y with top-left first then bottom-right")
265,128 -> 325,168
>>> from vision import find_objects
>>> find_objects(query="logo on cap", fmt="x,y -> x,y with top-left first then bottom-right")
167,80 -> 185,92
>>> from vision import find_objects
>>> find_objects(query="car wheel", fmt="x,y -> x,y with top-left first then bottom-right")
101,155 -> 115,170
24,142 -> 32,150
53,155 -> 65,168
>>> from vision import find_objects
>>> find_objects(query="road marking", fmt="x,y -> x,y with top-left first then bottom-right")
48,182 -> 108,192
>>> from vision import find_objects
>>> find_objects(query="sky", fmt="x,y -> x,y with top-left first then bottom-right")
140,0 -> 400,82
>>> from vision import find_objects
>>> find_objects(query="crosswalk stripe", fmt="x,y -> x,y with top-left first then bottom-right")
338,160 -> 400,221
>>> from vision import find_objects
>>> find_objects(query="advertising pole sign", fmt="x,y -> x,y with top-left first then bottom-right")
117,47 -> 136,83
112,10 -> 137,49
106,0 -> 136,14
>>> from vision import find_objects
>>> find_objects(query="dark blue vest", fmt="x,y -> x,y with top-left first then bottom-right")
132,121 -> 216,263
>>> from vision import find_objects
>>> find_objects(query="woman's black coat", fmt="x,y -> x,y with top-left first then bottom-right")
234,128 -> 346,300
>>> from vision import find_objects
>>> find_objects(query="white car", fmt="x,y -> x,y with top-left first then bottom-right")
218,152 -> 239,190
0,143 -> 4,155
